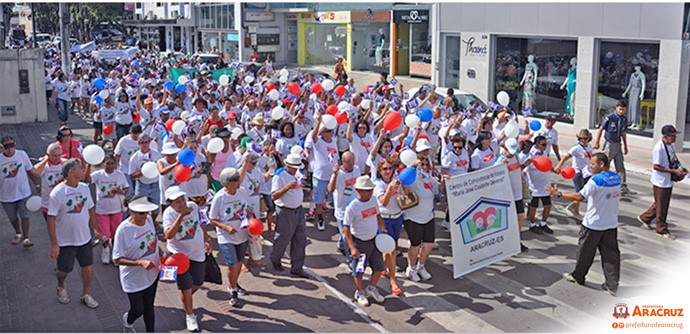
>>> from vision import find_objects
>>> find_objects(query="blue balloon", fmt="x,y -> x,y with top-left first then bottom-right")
177,148 -> 195,166
94,96 -> 103,104
417,108 -> 433,122
164,80 -> 174,91
94,78 -> 106,90
405,136 -> 414,148
300,138 -> 306,148
399,167 -> 417,186
175,84 -> 186,94
529,120 -> 542,131
131,72 -> 139,79
133,60 -> 140,68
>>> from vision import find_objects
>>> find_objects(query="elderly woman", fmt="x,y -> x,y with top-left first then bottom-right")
112,196 -> 161,333
180,137 -> 210,207
208,162 -> 256,308
55,126 -> 83,161
34,143 -> 65,221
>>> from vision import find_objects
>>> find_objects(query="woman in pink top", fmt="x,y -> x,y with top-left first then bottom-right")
208,128 -> 235,192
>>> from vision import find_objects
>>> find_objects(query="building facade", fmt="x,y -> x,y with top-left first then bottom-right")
124,2 -> 195,53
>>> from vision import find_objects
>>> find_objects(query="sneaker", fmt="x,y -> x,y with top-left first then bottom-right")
11,234 -> 22,245
236,284 -> 248,296
365,285 -> 385,303
656,232 -> 676,240
354,289 -> 370,306
122,312 -> 136,332
316,218 -> 325,231
601,283 -> 618,296
271,261 -> 284,271
637,216 -> 652,230
529,225 -> 544,234
101,244 -> 111,264
406,266 -> 421,282
562,273 -> 584,285
441,220 -> 450,230
80,294 -> 99,309
417,264 -> 432,281
57,286 -> 70,304
621,185 -> 637,196
22,238 -> 34,248
540,223 -> 554,234
185,314 -> 199,332
229,290 -> 240,307
521,243 -> 528,252
565,203 -> 579,217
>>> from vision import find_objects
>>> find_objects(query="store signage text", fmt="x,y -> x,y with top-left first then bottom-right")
394,10 -> 429,24
462,36 -> 488,57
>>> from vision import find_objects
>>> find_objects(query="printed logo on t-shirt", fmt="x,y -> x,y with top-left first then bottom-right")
177,215 -> 199,241
2,162 -> 22,179
507,162 -> 520,172
99,182 -> 119,198
455,160 -> 469,167
482,154 -> 495,162
361,206 -> 378,219
326,147 -> 338,155
66,192 -> 88,214
47,171 -> 64,188
136,230 -> 157,257
423,182 -> 433,190
360,141 -> 372,149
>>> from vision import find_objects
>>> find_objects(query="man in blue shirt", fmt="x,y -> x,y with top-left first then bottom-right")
594,100 -> 635,195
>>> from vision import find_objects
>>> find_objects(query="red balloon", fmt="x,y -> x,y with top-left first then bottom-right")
288,82 -> 300,96
166,119 -> 176,132
311,82 -> 323,94
248,218 -> 264,236
561,166 -> 576,179
533,156 -> 553,173
174,164 -> 192,182
326,105 -> 339,116
383,112 -> 402,131
164,253 -> 190,274
334,85 -> 346,97
335,112 -> 348,125
418,134 -> 430,142
133,112 -> 141,123
265,82 -> 276,92
103,125 -> 114,135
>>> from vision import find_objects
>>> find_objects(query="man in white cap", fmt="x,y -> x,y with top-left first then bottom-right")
269,153 -> 310,278
310,114 -> 339,231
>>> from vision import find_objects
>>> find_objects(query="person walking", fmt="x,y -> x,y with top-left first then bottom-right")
637,125 -> 688,239
1,136 -> 39,247
546,153 -> 621,296
594,100 -> 635,195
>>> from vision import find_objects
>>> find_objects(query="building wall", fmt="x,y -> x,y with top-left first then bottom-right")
0,49 -> 48,124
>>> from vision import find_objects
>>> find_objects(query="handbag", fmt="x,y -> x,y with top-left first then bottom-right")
248,235 -> 263,261
397,188 -> 419,210
203,252 -> 223,285
663,143 -> 685,182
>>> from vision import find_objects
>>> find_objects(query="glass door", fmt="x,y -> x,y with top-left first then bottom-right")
443,35 -> 461,88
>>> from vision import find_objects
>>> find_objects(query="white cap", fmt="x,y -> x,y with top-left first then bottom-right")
415,139 -> 432,153
161,141 -> 181,155
164,186 -> 186,201
504,138 -> 519,154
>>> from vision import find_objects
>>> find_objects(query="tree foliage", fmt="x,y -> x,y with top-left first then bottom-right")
31,3 -> 124,40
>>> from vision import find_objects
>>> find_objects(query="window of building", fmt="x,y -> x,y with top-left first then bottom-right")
409,23 -> 431,77
596,42 -> 659,137
494,37 -> 577,123
443,35 -> 460,88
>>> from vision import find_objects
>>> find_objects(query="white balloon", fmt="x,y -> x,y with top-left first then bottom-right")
405,114 -> 420,128
180,111 -> 191,121
206,137 -> 224,154
272,106 -> 285,120
496,90 -> 510,106
279,75 -> 288,84
400,149 -> 417,167
279,68 -> 289,78
141,161 -> 159,179
375,233 -> 396,253
172,120 -> 186,136
178,76 -> 189,85
98,90 -> 109,100
25,196 -> 42,212
322,79 -> 335,91
337,101 -> 350,111
361,99 -> 371,109
504,120 -> 520,139
82,145 -> 105,165
321,114 -> 337,130
244,76 -> 254,84
219,74 -> 229,86
290,145 -> 303,155
267,89 -> 280,101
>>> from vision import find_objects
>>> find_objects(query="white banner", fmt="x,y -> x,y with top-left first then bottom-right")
445,163 -> 521,278
93,47 -> 139,61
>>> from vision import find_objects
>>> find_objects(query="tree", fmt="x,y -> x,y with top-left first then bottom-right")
69,3 -> 125,42
31,3 -> 59,34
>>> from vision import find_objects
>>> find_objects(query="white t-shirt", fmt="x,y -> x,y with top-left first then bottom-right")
271,167 -> 304,209
114,135 -> 140,175
404,169 -> 438,224
373,178 -> 402,216
312,136 -> 339,181
180,149 -> 209,197
651,140 -> 675,189
349,134 -> 374,174
461,116 -> 479,144
535,127 -> 559,158
579,171 -> 621,230
112,217 -> 161,293
523,151 -> 551,197
91,169 -> 129,214
567,143 -> 593,178
158,159 -> 181,205
241,166 -> 263,214
471,147 -> 496,171
48,182 -> 95,247
209,187 -> 256,245
0,150 -> 34,203
333,166 -> 361,220
276,136 -> 301,159
129,149 -> 163,185
494,153 -> 523,201
40,159 -> 65,209
115,101 -> 134,125
99,105 -> 117,125
54,80 -> 71,101
441,148 -> 470,177
162,202 -> 205,262
343,197 -> 380,241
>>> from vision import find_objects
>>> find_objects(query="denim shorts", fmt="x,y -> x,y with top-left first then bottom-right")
573,173 -> 591,193
312,177 -> 329,205
135,181 -> 160,212
218,242 -> 248,266
383,216 -> 404,241
2,196 -> 30,220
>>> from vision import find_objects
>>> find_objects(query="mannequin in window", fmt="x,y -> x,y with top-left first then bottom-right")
375,28 -> 385,66
560,57 -> 577,119
519,54 -> 538,117
622,65 -> 645,130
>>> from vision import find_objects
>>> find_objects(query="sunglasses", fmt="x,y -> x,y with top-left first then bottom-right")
537,142 -> 547,146
381,167 -> 393,171
139,141 -> 151,144
2,143 -> 15,148
453,146 -> 463,150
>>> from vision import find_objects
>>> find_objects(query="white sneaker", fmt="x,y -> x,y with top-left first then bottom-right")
354,289 -> 370,306
122,312 -> 136,332
406,266 -> 421,282
365,285 -> 385,303
57,286 -> 69,304
101,244 -> 111,264
80,294 -> 99,309
185,314 -> 199,332
417,264 -> 432,281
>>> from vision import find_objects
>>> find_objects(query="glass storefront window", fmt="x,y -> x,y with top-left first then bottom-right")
197,4 -> 234,30
443,35 -> 460,88
494,37 -> 577,123
409,23 -> 431,77
304,24 -> 348,65
596,42 -> 659,137
351,23 -> 389,70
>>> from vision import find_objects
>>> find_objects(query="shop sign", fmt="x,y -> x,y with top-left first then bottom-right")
393,10 -> 429,24
245,11 -> 275,22
462,34 -> 489,57
301,11 -> 350,24
124,3 -> 135,11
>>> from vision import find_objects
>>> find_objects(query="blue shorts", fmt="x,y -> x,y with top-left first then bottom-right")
218,242 -> 248,266
135,181 -> 160,212
262,194 -> 275,212
573,173 -> 590,193
383,215 -> 404,241
312,178 -> 329,205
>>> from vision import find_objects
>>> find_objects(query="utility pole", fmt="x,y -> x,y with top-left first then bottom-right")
30,2 -> 36,48
59,3 -> 70,70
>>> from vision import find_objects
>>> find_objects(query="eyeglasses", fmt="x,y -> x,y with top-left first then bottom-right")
453,146 -> 462,150
2,143 -> 15,149
381,167 -> 393,171
60,132 -> 72,137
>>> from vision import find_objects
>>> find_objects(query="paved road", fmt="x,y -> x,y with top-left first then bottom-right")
1,100 -> 688,333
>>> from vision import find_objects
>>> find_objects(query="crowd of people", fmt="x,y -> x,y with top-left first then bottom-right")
0,46 -> 686,332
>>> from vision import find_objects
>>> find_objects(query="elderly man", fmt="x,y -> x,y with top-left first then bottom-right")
328,151 -> 360,259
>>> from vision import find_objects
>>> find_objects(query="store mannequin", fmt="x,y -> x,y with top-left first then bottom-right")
560,57 -> 577,118
375,28 -> 385,66
519,54 -> 538,116
622,65 -> 646,130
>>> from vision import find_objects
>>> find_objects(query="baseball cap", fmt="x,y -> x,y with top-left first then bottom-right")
661,124 -> 680,136
165,186 -> 186,201
227,112 -> 237,119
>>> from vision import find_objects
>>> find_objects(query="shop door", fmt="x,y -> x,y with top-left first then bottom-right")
397,23 -> 409,75
443,35 -> 461,88
351,25 -> 368,70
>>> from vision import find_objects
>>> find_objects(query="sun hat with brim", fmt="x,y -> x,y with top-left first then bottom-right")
285,154 -> 304,169
354,176 -> 375,190
504,138 -> 520,155
161,141 -> 181,155
415,139 -> 432,153
165,186 -> 186,201
128,197 -> 159,213
250,115 -> 266,126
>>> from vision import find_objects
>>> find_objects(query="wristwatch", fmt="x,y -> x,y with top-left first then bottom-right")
557,191 -> 562,198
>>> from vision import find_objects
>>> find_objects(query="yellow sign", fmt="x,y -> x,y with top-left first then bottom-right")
299,11 -> 351,24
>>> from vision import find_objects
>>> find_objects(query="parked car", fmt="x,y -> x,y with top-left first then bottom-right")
402,86 -> 489,112
193,53 -> 221,65
52,36 -> 79,47
30,33 -> 53,48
